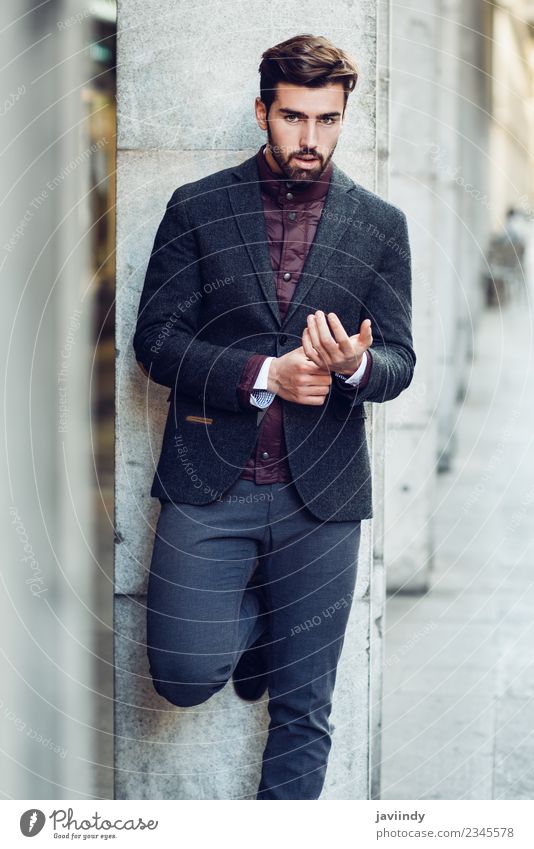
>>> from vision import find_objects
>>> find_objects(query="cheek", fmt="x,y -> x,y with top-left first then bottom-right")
271,122 -> 297,147
276,133 -> 302,158
320,128 -> 341,148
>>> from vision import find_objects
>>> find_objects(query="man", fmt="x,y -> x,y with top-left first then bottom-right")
133,33 -> 416,800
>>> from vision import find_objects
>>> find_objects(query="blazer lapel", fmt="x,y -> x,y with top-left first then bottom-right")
227,155 -> 363,330
227,156 -> 282,327
282,163 -> 362,328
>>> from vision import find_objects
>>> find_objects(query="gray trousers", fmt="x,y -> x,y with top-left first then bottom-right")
146,476 -> 361,799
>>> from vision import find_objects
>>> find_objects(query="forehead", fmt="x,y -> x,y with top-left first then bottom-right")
272,81 -> 345,113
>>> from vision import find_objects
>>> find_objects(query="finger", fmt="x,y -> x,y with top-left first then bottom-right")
327,312 -> 354,357
300,373 -> 332,386
360,318 -> 373,345
306,315 -> 328,364
302,327 -> 324,368
307,314 -> 335,367
301,385 -> 331,396
313,310 -> 338,355
303,396 -> 328,405
297,335 -> 330,381
302,388 -> 331,396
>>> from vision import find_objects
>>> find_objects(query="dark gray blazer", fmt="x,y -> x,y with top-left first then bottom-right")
133,153 -> 416,521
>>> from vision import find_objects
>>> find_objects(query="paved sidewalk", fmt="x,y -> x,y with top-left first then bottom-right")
380,293 -> 534,799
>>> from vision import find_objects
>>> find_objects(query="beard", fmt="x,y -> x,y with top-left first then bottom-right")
266,126 -> 336,183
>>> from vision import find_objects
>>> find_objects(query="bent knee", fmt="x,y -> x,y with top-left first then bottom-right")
152,678 -> 218,707
148,658 -> 230,707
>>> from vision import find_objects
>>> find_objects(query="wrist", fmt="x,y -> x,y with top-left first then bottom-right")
336,353 -> 363,376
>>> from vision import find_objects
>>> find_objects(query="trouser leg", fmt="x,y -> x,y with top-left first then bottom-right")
146,481 -> 270,707
256,482 -> 361,799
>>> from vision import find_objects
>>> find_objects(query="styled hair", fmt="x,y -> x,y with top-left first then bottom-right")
259,34 -> 359,115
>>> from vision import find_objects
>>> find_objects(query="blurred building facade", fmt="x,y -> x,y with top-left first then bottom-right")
0,0 -> 116,799
385,0 -> 534,593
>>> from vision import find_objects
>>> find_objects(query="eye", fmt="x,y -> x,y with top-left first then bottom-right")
284,114 -> 299,123
321,117 -> 336,125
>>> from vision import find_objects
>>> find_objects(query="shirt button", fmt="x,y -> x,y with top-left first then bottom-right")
288,211 -> 296,221
283,272 -> 291,281
261,451 -> 270,460
286,192 -> 294,200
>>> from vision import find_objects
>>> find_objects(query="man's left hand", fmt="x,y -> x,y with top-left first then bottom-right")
302,310 -> 373,375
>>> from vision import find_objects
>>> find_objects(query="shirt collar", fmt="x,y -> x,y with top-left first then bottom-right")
255,145 -> 332,203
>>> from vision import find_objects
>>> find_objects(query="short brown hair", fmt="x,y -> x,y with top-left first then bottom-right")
259,34 -> 359,115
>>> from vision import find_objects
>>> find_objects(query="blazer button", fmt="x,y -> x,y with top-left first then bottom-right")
279,333 -> 288,345
261,451 -> 270,460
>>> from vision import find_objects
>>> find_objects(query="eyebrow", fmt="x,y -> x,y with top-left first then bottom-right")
278,108 -> 342,119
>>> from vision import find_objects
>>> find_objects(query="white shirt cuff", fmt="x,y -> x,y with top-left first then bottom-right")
250,356 -> 276,408
253,357 -> 273,390
334,351 -> 368,386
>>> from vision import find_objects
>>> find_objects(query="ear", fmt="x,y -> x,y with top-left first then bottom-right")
255,96 -> 268,130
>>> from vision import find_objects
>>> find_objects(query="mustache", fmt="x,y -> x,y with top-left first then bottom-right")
291,151 -> 323,162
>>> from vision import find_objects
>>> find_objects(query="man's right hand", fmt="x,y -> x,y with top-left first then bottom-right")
267,346 -> 332,405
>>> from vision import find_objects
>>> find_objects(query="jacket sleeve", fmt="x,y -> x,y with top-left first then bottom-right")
133,189 -> 263,414
338,209 -> 416,409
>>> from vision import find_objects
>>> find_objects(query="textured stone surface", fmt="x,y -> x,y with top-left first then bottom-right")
384,425 -> 435,593
386,0 -> 440,593
117,1 -> 378,154
116,0 -> 388,799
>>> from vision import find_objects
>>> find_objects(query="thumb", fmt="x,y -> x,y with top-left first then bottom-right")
360,319 -> 372,342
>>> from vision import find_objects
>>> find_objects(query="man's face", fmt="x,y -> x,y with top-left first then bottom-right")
255,81 -> 345,182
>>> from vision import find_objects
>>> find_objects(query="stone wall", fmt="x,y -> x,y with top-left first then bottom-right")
115,0 -> 391,799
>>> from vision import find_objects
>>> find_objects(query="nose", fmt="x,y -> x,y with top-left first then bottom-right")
299,119 -> 318,152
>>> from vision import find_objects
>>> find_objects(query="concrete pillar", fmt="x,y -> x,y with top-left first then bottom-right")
455,1 -> 492,392
433,0 -> 464,473
386,0 -> 492,594
435,0 -> 492,473
115,1 -> 392,798
386,0 -> 440,593
489,3 -> 534,226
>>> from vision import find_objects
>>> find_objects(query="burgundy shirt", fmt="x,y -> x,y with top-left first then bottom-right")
236,146 -> 371,484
